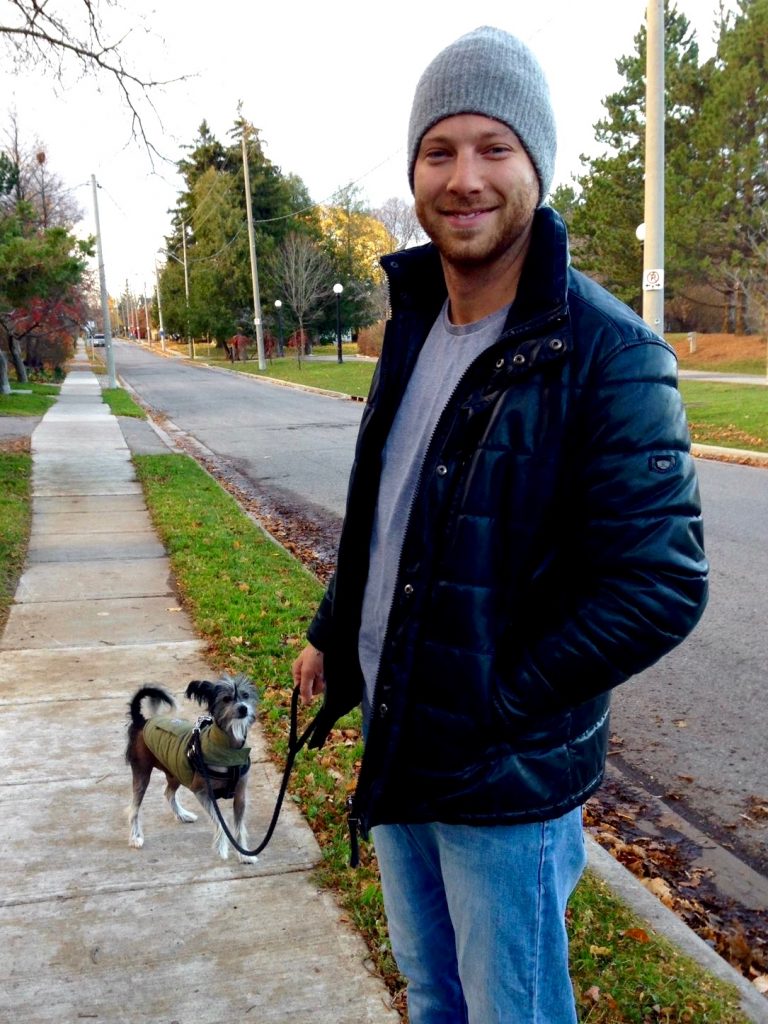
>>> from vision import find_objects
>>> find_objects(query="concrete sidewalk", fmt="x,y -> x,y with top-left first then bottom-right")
0,357 -> 398,1024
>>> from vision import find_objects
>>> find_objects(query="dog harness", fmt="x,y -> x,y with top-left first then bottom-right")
143,716 -> 251,799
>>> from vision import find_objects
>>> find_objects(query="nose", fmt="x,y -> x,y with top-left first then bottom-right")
446,150 -> 483,195
236,704 -> 248,718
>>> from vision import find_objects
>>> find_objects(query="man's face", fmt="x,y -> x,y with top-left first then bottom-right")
413,114 -> 539,270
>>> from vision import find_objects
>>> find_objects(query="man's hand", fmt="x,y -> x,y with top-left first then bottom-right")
292,643 -> 326,705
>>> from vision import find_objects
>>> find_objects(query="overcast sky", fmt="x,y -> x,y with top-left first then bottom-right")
2,0 -> 729,297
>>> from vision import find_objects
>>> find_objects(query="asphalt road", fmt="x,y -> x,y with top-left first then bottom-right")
115,341 -> 768,875
114,342 -> 361,521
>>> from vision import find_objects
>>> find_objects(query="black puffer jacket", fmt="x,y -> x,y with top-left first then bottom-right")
307,207 -> 708,836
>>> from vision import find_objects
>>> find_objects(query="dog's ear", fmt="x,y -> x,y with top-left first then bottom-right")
186,680 -> 218,708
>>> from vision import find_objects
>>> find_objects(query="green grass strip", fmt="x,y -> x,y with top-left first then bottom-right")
201,352 -> 375,398
133,451 -> 748,1022
0,381 -> 59,417
0,452 -> 32,628
680,380 -> 768,450
101,387 -> 147,419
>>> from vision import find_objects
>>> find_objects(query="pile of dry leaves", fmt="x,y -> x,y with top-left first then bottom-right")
585,780 -> 768,996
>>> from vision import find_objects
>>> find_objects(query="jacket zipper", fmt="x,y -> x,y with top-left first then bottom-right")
348,312 -> 569,856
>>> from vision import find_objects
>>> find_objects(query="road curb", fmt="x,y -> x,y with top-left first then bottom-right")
586,837 -> 768,1021
692,443 -> 768,468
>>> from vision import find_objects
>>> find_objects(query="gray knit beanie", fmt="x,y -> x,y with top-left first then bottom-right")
407,26 -> 557,204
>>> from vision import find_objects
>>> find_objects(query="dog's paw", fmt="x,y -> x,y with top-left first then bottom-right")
238,853 -> 258,865
177,808 -> 198,823
128,835 -> 145,849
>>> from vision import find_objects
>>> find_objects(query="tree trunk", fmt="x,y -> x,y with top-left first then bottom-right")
296,319 -> 303,368
0,348 -> 10,395
7,334 -> 28,383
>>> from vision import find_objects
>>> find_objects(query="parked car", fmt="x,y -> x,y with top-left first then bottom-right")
92,333 -> 105,347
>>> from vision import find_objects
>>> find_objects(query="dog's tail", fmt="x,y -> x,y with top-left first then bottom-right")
127,686 -> 176,728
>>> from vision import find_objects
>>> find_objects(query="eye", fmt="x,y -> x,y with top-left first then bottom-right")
422,146 -> 451,162
222,695 -> 233,703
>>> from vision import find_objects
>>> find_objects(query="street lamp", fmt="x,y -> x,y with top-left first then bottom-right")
274,299 -> 284,358
333,282 -> 344,364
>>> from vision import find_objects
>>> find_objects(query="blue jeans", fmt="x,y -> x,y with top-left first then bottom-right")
372,809 -> 586,1024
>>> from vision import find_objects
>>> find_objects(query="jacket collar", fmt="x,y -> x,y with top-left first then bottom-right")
381,206 -> 570,329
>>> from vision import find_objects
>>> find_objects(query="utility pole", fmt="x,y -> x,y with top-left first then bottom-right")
155,261 -> 166,351
181,224 -> 194,359
90,174 -> 116,388
143,285 -> 151,345
642,0 -> 665,332
241,125 -> 267,369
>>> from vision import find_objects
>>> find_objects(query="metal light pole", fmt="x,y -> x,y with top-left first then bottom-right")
241,126 -> 267,369
333,282 -> 344,364
90,174 -> 116,387
642,0 -> 665,332
274,300 -> 284,358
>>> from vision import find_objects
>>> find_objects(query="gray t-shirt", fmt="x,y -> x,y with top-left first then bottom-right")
358,299 -> 510,719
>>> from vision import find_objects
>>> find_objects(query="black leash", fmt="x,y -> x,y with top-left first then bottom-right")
187,685 -> 319,859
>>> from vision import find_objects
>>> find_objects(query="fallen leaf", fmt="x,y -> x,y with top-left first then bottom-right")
585,985 -> 601,1003
641,876 -> 675,906
624,928 -> 651,943
589,945 -> 613,957
753,975 -> 768,994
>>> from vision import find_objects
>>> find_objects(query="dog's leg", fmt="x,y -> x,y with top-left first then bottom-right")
233,781 -> 257,864
193,789 -> 230,860
165,776 -> 198,824
127,769 -> 151,849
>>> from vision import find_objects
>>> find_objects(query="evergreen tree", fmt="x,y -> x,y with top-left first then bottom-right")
159,117 -> 316,344
687,0 -> 768,330
568,2 -> 711,310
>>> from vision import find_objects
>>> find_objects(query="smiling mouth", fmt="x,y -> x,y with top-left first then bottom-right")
442,208 -> 493,223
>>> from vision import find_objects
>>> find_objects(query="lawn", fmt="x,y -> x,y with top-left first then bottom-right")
205,351 -> 375,398
680,380 -> 768,450
0,381 -> 59,417
0,452 -> 32,628
101,387 -> 147,418
132,452 -> 749,1024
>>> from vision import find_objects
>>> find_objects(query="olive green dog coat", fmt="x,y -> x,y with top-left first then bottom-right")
143,716 -> 251,789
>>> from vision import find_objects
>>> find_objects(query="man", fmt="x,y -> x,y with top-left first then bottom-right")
293,26 -> 708,1024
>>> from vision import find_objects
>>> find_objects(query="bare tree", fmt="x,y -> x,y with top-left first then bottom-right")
373,196 -> 426,251
0,0 -> 181,154
1,112 -> 83,226
273,233 -> 332,366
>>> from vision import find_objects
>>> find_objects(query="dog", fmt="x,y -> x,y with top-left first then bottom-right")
125,673 -> 259,863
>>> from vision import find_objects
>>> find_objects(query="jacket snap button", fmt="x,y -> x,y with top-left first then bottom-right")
513,353 -> 526,365
403,583 -> 414,596
436,464 -> 448,476
549,338 -> 564,351
379,703 -> 389,718
495,357 -> 505,369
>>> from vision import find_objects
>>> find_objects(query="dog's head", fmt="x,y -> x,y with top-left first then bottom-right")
186,673 -> 258,745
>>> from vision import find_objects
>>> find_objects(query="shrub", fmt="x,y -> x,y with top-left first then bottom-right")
357,320 -> 385,357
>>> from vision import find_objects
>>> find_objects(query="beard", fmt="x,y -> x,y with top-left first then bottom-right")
415,185 -> 538,270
